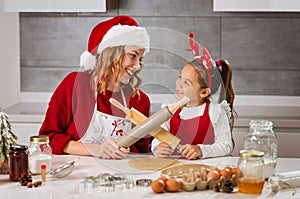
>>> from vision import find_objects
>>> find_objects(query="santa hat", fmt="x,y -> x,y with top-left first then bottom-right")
80,15 -> 150,71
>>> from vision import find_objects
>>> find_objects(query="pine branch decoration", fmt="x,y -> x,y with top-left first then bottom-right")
0,107 -> 18,163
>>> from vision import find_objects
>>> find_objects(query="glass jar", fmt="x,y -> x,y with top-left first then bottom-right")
237,150 -> 265,194
28,135 -> 52,174
243,120 -> 278,179
9,145 -> 29,181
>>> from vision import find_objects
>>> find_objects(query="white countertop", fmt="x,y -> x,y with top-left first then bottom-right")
1,155 -> 300,199
5,94 -> 300,128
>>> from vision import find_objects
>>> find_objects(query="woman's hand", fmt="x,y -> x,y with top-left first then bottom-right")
154,143 -> 173,158
178,144 -> 202,160
98,139 -> 130,159
83,139 -> 130,159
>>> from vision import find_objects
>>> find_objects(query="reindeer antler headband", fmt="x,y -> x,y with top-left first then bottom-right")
185,32 -> 213,88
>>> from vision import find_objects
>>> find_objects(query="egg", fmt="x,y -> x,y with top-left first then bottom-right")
230,167 -> 238,175
158,176 -> 169,184
207,170 -> 220,181
165,178 -> 181,192
236,168 -> 244,177
219,168 -> 232,179
150,179 -> 165,193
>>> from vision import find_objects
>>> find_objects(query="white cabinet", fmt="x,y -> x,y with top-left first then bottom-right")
5,94 -> 300,158
10,123 -> 42,145
4,102 -> 47,146
232,127 -> 300,158
231,127 -> 247,157
213,0 -> 300,12
3,0 -> 106,12
231,96 -> 300,158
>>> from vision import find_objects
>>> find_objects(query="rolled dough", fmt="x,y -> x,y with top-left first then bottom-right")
128,158 -> 180,170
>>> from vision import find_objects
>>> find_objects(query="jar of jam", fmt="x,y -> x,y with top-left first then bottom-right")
237,149 -> 265,194
28,135 -> 52,174
9,145 -> 29,181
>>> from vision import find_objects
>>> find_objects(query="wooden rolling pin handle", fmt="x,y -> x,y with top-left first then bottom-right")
109,98 -> 129,114
176,143 -> 182,150
168,96 -> 190,114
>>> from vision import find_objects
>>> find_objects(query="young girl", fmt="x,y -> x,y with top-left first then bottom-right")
39,15 -> 150,159
151,41 -> 235,159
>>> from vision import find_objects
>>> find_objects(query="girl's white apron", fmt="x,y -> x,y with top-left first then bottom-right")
79,89 -> 131,144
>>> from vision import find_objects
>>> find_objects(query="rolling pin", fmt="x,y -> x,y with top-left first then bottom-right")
110,98 -> 182,150
110,96 -> 190,149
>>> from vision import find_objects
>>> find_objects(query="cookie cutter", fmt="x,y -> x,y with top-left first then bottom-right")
136,179 -> 152,187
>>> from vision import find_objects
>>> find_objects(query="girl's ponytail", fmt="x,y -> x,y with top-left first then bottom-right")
217,59 -> 235,130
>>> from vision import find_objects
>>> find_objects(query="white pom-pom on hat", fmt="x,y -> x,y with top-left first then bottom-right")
79,50 -> 96,71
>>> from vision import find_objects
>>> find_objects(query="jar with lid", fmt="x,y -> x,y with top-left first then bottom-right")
9,145 -> 29,181
243,120 -> 278,179
237,149 -> 265,194
28,135 -> 52,174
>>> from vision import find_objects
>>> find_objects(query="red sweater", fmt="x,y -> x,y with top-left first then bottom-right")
39,72 -> 151,154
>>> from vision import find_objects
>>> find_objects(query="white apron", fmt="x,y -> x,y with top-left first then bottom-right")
79,89 -> 132,144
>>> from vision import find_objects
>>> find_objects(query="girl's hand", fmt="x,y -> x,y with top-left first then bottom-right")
154,143 -> 173,158
178,144 -> 202,160
94,139 -> 130,159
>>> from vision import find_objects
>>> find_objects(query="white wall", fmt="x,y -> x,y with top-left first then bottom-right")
0,0 -> 20,109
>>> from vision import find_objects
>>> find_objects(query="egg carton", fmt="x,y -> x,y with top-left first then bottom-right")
161,163 -> 239,192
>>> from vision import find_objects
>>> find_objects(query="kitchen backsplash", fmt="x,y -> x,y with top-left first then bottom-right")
20,0 -> 300,96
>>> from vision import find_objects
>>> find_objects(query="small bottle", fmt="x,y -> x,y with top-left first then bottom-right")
237,149 -> 265,194
243,120 -> 278,179
28,135 -> 52,174
41,164 -> 46,182
9,145 -> 29,181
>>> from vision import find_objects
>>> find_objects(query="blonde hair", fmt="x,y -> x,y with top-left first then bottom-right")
89,46 -> 142,97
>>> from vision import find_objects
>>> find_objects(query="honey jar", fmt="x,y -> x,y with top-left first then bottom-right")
9,145 -> 29,181
237,150 -> 265,194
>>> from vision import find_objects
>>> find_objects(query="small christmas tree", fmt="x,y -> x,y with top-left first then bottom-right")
0,107 -> 18,174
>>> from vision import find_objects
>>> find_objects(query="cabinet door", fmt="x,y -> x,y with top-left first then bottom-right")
276,130 -> 300,158
232,127 -> 300,158
231,127 -> 247,157
10,123 -> 42,145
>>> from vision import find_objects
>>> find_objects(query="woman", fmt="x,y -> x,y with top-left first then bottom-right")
39,15 -> 150,159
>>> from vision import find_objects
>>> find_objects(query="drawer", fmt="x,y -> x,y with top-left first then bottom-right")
232,127 -> 300,158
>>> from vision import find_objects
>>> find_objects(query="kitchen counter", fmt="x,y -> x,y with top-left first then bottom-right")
1,155 -> 300,199
4,94 -> 300,157
5,95 -> 300,126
